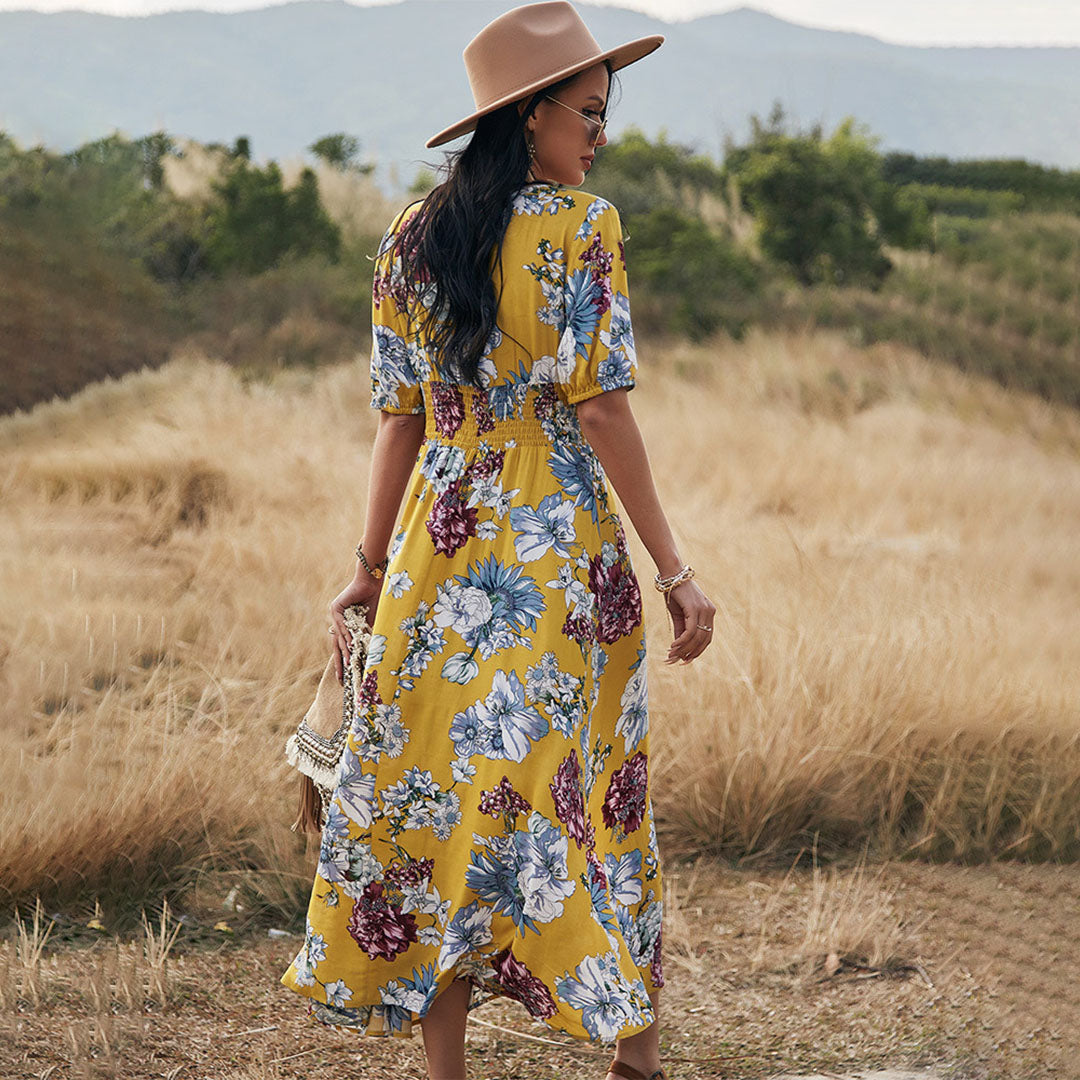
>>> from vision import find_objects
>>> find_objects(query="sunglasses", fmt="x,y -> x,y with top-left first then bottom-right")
544,95 -> 608,146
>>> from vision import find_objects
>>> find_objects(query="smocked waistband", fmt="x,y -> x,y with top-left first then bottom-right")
422,383 -> 563,448
423,413 -> 553,448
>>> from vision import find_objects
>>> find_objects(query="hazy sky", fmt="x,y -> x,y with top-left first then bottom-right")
2,0 -> 1079,48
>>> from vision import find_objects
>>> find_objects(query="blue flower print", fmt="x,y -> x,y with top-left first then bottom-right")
486,670 -> 548,761
450,670 -> 548,763
395,603 -> 447,689
448,703 -> 492,759
554,950 -> 652,1043
419,442 -> 468,494
317,835 -> 382,900
466,811 -> 575,934
599,292 -> 636,375
437,900 -> 494,970
548,442 -> 599,523
615,889 -> 663,969
371,326 -> 428,410
562,269 -> 603,361
450,556 -> 546,660
378,962 -> 439,1033
512,185 -> 576,217
510,493 -> 577,563
514,811 -> 576,924
585,871 -> 620,940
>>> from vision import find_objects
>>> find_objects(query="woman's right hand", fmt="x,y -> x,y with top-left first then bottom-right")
664,579 -> 716,665
328,573 -> 384,684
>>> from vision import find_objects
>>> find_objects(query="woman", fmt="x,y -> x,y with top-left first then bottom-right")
281,5 -> 715,1079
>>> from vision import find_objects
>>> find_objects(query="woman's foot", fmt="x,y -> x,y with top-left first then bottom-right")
605,1060 -> 666,1080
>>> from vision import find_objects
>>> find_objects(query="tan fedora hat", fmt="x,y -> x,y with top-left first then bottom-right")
425,1 -> 663,149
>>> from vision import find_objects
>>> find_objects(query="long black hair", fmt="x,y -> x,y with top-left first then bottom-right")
391,62 -> 616,388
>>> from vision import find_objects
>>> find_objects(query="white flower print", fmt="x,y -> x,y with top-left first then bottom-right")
433,583 -> 494,635
531,352 -> 576,386
386,571 -> 413,598
333,747 -> 377,828
614,666 -> 649,753
365,633 -> 387,667
432,790 -> 463,839
451,756 -> 476,783
324,978 -> 351,1007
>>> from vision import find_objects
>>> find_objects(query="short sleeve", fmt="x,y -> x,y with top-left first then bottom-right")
370,205 -> 427,414
557,199 -> 637,405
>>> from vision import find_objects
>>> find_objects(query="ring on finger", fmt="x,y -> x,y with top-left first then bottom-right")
327,626 -> 335,634
697,625 -> 713,632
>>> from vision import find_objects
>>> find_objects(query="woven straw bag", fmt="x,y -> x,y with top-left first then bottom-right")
285,603 -> 371,834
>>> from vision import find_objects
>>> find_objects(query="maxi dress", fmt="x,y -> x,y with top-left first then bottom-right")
281,180 -> 665,1045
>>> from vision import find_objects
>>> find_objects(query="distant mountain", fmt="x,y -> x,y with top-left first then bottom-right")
3,1 -> 1079,182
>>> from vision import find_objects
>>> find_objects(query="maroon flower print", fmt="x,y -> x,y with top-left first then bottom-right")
358,669 -> 381,708
472,388 -> 495,435
430,382 -> 466,440
532,384 -> 557,422
491,948 -> 558,1019
562,610 -> 595,646
469,447 -> 504,482
372,267 -> 410,311
601,751 -> 648,836
479,775 -> 532,820
426,480 -> 478,557
580,233 -> 613,317
649,925 -> 665,988
587,553 -> 642,644
383,857 -> 435,888
548,751 -> 587,849
346,881 -> 419,961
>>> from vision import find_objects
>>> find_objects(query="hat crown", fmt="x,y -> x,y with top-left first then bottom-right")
463,1 -> 602,111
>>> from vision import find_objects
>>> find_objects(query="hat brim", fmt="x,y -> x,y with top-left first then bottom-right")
425,33 -> 664,149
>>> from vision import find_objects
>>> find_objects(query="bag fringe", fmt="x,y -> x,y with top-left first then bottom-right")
291,774 -> 324,835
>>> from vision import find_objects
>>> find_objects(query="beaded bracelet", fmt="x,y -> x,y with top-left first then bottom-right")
654,565 -> 695,594
355,541 -> 389,579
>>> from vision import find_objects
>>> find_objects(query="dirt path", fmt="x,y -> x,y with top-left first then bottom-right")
3,859 -> 1076,1079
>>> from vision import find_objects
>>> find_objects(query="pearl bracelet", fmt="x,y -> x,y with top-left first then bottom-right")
654,565 -> 694,594
355,541 -> 389,579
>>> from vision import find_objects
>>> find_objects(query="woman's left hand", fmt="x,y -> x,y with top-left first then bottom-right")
328,574 -> 384,683
664,580 -> 716,665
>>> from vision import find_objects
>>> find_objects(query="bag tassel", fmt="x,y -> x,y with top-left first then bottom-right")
291,774 -> 324,835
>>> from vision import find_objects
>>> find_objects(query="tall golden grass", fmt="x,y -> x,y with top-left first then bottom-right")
2,326 -> 1079,918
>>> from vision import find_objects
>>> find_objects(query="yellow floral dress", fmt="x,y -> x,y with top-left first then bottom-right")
281,181 -> 664,1045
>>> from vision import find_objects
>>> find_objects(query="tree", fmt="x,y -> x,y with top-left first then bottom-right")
204,155 -> 340,275
309,133 -> 374,175
722,104 -> 929,287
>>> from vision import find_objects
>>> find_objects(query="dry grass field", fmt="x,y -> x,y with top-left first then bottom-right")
2,325 -> 1079,1076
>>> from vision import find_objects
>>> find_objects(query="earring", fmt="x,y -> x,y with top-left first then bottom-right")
526,134 -> 536,159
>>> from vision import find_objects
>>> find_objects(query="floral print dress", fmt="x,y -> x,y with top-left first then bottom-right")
281,181 -> 664,1045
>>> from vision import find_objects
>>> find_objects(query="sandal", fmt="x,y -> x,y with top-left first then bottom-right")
607,1060 -> 668,1080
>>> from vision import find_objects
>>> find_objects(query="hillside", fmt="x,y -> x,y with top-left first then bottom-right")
0,211 -> 179,415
